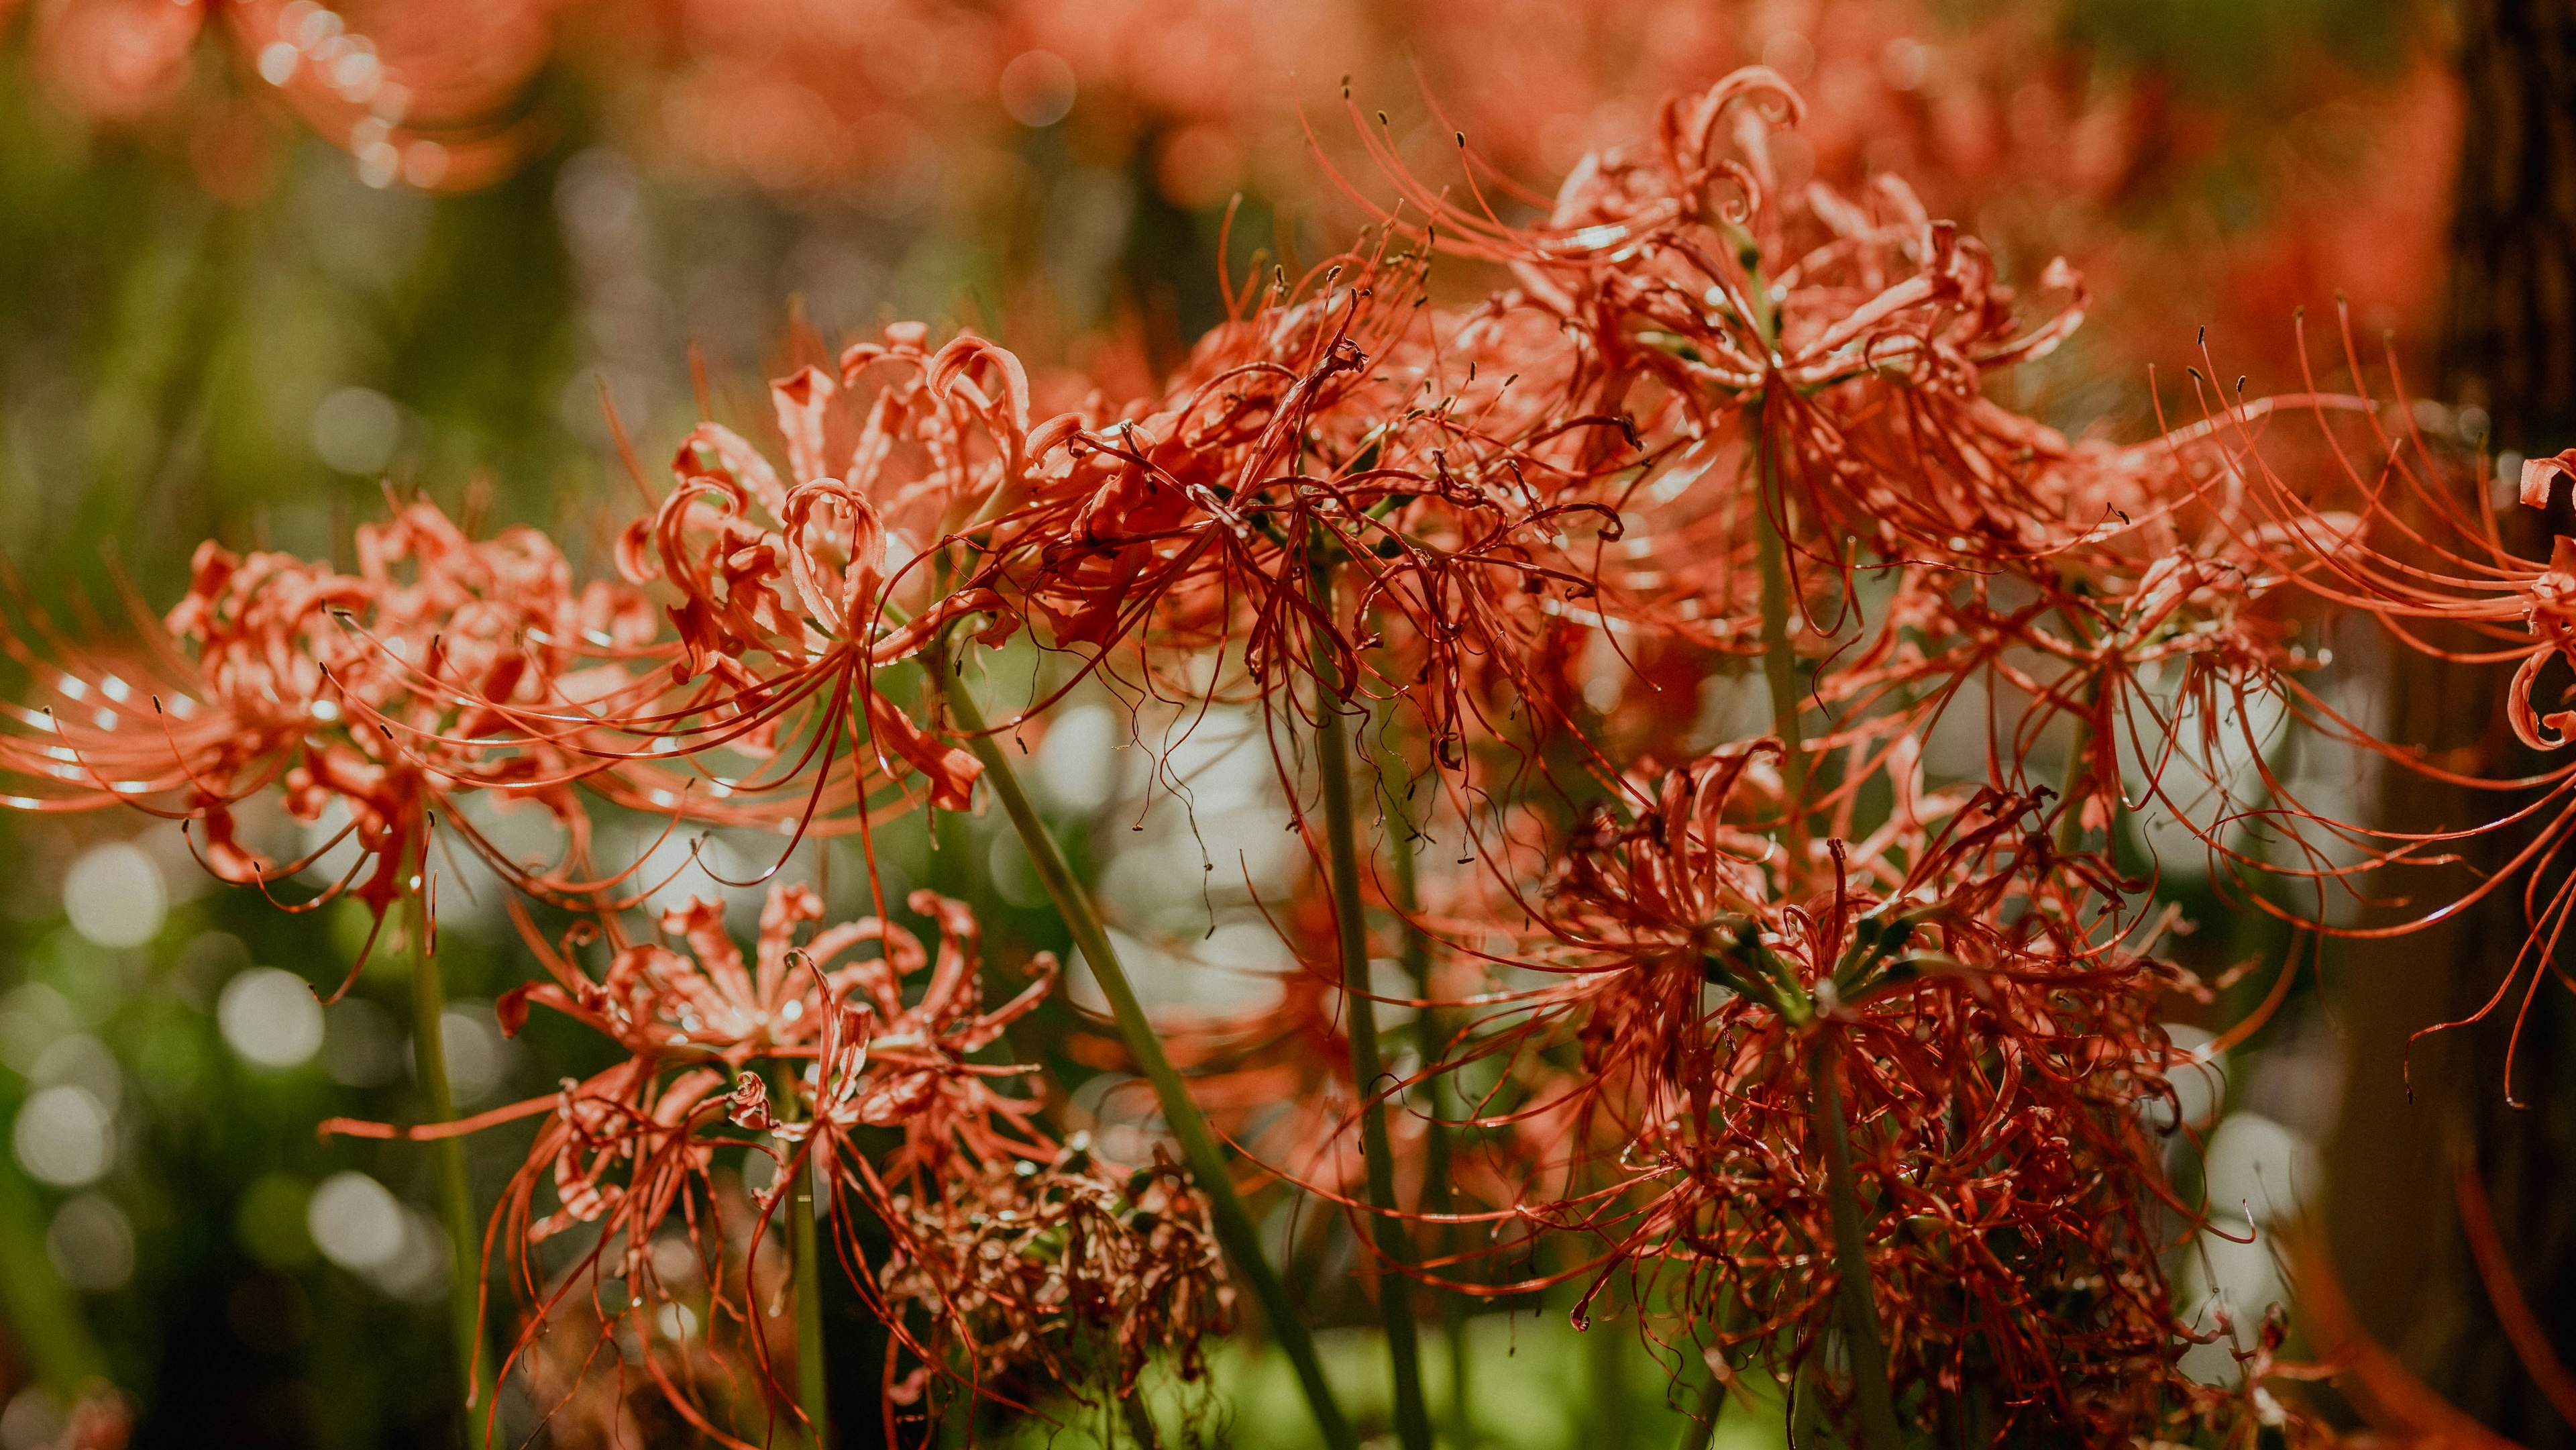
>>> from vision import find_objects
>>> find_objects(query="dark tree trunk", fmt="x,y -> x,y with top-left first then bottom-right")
2327,1 -> 2576,1442
2445,0 -> 2576,444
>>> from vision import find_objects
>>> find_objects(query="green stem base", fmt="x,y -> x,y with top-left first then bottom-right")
408,900 -> 498,1450
937,642 -> 1356,1450
1813,1035 -> 1902,1450
1308,604 -> 1433,1450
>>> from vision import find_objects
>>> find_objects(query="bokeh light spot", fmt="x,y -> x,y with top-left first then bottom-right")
999,51 -> 1075,128
62,841 -> 164,949
218,968 -> 325,1071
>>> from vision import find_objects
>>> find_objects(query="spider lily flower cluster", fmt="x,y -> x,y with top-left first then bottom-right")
0,65 -> 2532,1448
1,500 -> 650,988
1527,752 -> 2191,1435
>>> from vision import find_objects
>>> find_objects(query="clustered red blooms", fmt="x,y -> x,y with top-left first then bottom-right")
4,62 -> 2540,1447
317,881 -> 1183,1439
1,496 -> 649,990
1527,751 -> 2190,1433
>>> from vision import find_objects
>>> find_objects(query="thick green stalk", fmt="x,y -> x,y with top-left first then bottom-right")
2055,711 -> 2095,856
936,650 -> 1357,1450
0,1159 -> 105,1394
2055,607 -> 2103,856
1585,1279 -> 1631,1450
1811,1035 -> 1902,1450
1750,399 -> 1808,818
769,1062 -> 831,1447
1745,400 -> 1898,1445
1383,772 -> 1474,1450
1119,1392 -> 1163,1449
407,888 -> 498,1450
1672,1362 -> 1725,1450
1307,605 -> 1433,1450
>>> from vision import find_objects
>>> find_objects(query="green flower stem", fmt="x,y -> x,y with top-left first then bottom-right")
935,646 -> 1358,1450
2055,609 -> 2104,856
1585,1277 -> 1631,1450
2055,710 -> 2096,856
407,886 -> 498,1450
1750,397 -> 1809,825
1811,1033 -> 1902,1450
1119,1392 -> 1163,1449
769,1061 -> 831,1447
1382,765 -> 1474,1450
1305,576 -> 1432,1450
1673,1361 -> 1725,1450
1747,391 -> 1900,1447
0,1157 -> 105,1394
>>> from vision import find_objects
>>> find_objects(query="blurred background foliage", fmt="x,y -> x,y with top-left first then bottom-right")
0,0 -> 2507,1445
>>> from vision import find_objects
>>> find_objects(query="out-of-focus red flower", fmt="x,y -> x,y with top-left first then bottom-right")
14,0 -> 560,191
221,0 -> 562,189
29,0 -> 203,125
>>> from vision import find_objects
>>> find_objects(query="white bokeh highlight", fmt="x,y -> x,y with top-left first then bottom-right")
12,1085 -> 114,1188
311,386 -> 401,474
219,968 -> 326,1070
307,1171 -> 447,1299
62,841 -> 165,949
2203,1112 -> 2319,1227
45,1194 -> 135,1292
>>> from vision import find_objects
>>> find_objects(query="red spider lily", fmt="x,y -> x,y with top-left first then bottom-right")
1266,73 -> 2430,1442
1501,747 -> 2198,1441
327,1045 -> 764,1441
325,894 -> 766,1437
5,36 -> 2485,1447
585,326 -> 1041,860
1270,72 -> 2453,1008
2096,338 -> 2576,1092
457,885 -> 1055,1219
1336,70 -> 2359,814
492,883 -> 840,1061
732,889 -> 1060,1186
579,273 -> 1633,917
0,495 -> 653,992
330,886 -> 1067,1437
955,228 -> 1640,788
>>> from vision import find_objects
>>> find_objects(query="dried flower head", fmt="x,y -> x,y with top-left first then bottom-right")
878,1140 -> 1232,1411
